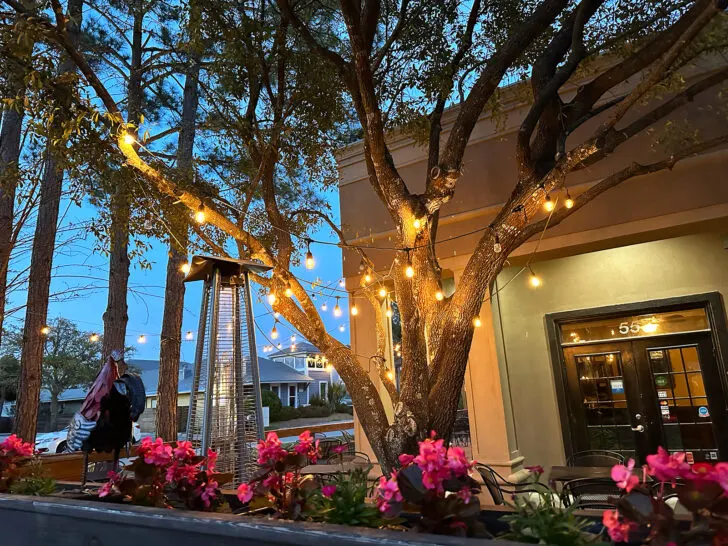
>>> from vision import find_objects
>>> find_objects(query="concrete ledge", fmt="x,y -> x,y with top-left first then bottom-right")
0,493 -> 525,546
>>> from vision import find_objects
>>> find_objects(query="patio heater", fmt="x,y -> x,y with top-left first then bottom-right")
184,255 -> 271,484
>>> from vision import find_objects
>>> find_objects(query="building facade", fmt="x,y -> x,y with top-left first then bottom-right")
267,341 -> 339,402
337,60 -> 728,475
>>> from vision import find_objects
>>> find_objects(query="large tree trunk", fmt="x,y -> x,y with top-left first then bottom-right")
49,392 -> 58,431
13,0 -> 83,442
155,0 -> 201,441
102,5 -> 144,363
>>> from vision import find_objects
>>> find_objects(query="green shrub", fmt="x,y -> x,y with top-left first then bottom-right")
271,406 -> 300,422
308,395 -> 328,407
262,389 -> 282,414
334,403 -> 353,415
297,406 -> 331,419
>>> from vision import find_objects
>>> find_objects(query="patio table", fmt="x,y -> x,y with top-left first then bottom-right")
301,461 -> 370,475
548,465 -> 643,489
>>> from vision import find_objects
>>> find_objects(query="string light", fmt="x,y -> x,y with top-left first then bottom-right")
338,324 -> 345,332
404,249 -> 414,278
271,322 -> 279,339
180,261 -> 191,274
493,233 -> 502,254
528,266 -> 542,288
277,343 -> 282,350
122,132 -> 136,145
321,301 -> 328,311
291,343 -> 297,350
363,271 -> 372,284
185,331 -> 194,340
338,279 -> 345,288
378,286 -> 387,298
41,325 -> 50,335
544,192 -> 555,212
305,239 -> 315,270
333,297 -> 342,317
267,291 -> 277,305
565,189 -> 574,209
194,203 -> 206,224
385,307 -> 392,318
284,284 -> 293,298
326,364 -> 333,372
386,370 -> 395,381
137,334 -> 146,343
435,290 -> 444,301
473,317 -> 482,328
413,218 -> 423,230
351,304 -> 358,316
273,312 -> 280,319
89,333 -> 99,342
290,335 -> 296,343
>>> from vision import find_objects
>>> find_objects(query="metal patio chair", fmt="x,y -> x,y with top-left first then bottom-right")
475,463 -> 553,506
561,477 -> 624,509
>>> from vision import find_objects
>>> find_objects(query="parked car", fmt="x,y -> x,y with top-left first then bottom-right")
35,422 -> 142,454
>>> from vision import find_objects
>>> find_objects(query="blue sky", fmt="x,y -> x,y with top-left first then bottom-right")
6,189 -> 350,363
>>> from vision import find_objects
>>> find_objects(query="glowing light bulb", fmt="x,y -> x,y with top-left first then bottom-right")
413,218 -> 422,230
195,203 -> 206,224
137,334 -> 146,343
473,317 -> 482,328
305,240 -> 315,270
338,324 -> 345,332
273,311 -> 280,319
386,370 -> 395,381
435,290 -> 444,301
185,331 -> 194,340
41,325 -> 50,335
405,264 -> 414,278
333,298 -> 342,317
284,285 -> 293,298
385,307 -> 392,318
351,304 -> 358,316
271,325 -> 279,339
494,234 -> 502,254
291,343 -> 297,350
180,261 -> 191,274
326,364 -> 333,372
89,333 -> 99,342
277,343 -> 282,349
378,286 -> 387,298
122,132 -> 136,145
267,292 -> 277,305
290,335 -> 296,342
338,279 -> 345,288
321,301 -> 328,311
363,273 -> 372,284
642,319 -> 659,333
529,271 -> 542,288
544,193 -> 555,212
565,190 -> 574,209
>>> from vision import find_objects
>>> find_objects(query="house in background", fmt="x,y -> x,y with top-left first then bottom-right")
267,341 -> 339,401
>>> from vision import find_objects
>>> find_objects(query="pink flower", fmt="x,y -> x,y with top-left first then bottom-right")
398,453 -> 415,466
99,471 -> 119,498
257,432 -> 287,466
525,465 -> 544,475
602,509 -> 635,542
173,441 -> 195,461
715,463 -> 728,493
376,472 -> 403,513
457,486 -> 473,504
138,437 -> 172,466
166,462 -> 199,483
322,485 -> 337,498
611,459 -> 639,492
263,473 -> 281,489
237,482 -> 254,503
196,480 -> 218,508
446,446 -> 473,477
331,445 -> 347,455
307,439 -> 320,464
413,431 -> 450,493
1,434 -> 34,457
646,447 -> 690,482
206,449 -> 218,472
683,462 -> 717,484
294,430 -> 314,455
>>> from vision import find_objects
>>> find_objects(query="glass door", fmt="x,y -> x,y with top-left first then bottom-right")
562,343 -> 650,462
632,333 -> 728,462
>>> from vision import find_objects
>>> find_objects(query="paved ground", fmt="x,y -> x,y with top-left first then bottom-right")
268,412 -> 353,431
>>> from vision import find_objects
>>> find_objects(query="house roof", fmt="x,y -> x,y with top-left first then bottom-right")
268,341 -> 320,359
39,357 -> 311,402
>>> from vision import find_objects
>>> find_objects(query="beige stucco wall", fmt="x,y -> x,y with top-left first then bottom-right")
493,232 -> 728,471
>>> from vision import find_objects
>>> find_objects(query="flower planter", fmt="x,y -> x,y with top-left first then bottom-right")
0,493 -> 534,546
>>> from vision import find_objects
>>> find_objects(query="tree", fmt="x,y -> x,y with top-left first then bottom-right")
0,354 -> 20,414
5,0 -> 728,469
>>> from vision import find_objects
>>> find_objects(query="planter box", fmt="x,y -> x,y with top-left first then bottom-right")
0,493 -> 529,546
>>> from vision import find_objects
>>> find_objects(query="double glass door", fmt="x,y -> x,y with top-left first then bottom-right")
562,332 -> 727,464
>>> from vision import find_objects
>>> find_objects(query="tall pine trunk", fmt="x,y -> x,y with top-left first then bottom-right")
155,0 -> 201,440
13,0 -> 84,442
49,392 -> 59,432
102,5 -> 143,363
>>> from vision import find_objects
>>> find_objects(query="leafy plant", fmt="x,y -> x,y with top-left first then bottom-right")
308,395 -> 328,408
326,383 -> 347,408
9,459 -> 56,496
261,389 -> 282,414
99,438 -> 227,511
307,468 -> 389,528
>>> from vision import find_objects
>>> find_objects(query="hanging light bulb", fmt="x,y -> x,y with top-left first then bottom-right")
413,217 -> 422,231
41,325 -> 51,335
180,261 -> 191,274
267,291 -> 277,305
277,343 -> 282,350
378,286 -> 387,298
493,233 -> 502,254
528,266 -> 542,288
271,322 -> 279,339
122,132 -> 136,145
351,304 -> 358,316
185,331 -> 194,341
339,324 -> 345,332
305,239 -> 315,270
435,290 -> 444,301
290,335 -> 296,343
565,189 -> 574,209
404,249 -> 414,278
273,311 -> 280,319
385,307 -> 392,318
473,317 -> 482,328
386,370 -> 395,381
321,301 -> 328,311
194,203 -> 206,224
89,333 -> 99,342
363,271 -> 372,284
339,279 -> 345,288
137,334 -> 146,343
544,192 -> 555,212
291,343 -> 297,350
284,284 -> 293,298
333,297 -> 342,317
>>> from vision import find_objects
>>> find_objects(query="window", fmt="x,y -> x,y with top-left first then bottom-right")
289,385 -> 297,407
319,381 -> 327,399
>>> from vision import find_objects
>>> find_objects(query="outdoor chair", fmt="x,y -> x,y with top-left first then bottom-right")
566,450 -> 626,467
315,437 -> 344,462
325,451 -> 371,466
475,463 -> 556,507
452,410 -> 471,447
561,477 -> 624,509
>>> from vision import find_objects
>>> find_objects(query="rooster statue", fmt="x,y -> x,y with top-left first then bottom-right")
64,351 -> 145,484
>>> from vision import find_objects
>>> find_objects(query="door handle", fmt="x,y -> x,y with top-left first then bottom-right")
631,424 -> 645,432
